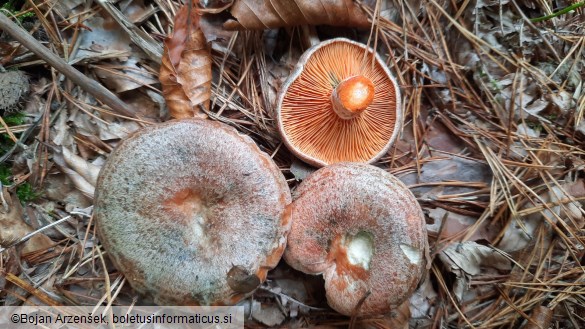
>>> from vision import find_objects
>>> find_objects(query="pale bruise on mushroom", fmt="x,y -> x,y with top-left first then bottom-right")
284,163 -> 428,316
95,119 -> 292,305
277,38 -> 402,167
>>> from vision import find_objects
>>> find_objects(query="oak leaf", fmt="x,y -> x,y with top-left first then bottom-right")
160,4 -> 212,119
224,0 -> 370,30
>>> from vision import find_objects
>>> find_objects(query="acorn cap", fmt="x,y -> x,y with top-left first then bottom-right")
95,119 -> 292,305
277,38 -> 402,167
284,163 -> 427,316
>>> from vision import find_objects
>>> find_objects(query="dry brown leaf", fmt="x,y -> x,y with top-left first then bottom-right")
290,159 -> 316,181
427,208 -> 498,243
94,57 -> 159,93
69,15 -> 133,64
160,4 -> 212,119
250,301 -> 286,326
497,215 -> 544,253
224,0 -> 370,30
0,188 -> 53,254
409,273 -> 437,319
43,174 -> 92,210
200,13 -> 238,55
524,305 -> 553,329
96,0 -> 163,62
499,181 -> 584,252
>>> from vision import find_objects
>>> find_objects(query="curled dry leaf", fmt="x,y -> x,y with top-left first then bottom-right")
51,146 -> 99,199
160,4 -> 212,119
59,146 -> 101,186
224,0 -> 370,30
440,242 -> 511,277
439,242 -> 511,301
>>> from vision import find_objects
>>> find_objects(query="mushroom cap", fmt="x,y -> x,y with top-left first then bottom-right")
95,119 -> 292,305
277,38 -> 402,167
284,163 -> 427,316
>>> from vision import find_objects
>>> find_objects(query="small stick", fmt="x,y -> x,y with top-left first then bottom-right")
0,13 -> 137,118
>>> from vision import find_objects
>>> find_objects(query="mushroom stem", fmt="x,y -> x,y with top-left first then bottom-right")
331,75 -> 375,120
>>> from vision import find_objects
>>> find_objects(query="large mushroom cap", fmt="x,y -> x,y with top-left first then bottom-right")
277,38 -> 402,167
95,119 -> 292,305
284,163 -> 427,316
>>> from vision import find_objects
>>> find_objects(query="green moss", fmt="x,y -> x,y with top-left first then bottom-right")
1,1 -> 35,21
0,163 -> 10,185
3,112 -> 25,125
0,133 -> 15,154
0,165 -> 40,202
16,182 -> 41,202
526,121 -> 543,132
0,110 -> 38,201
0,112 -> 24,154
545,113 -> 558,122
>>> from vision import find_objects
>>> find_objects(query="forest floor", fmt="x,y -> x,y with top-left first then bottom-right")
0,0 -> 584,328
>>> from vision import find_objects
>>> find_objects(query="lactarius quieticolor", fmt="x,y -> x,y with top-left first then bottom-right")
277,38 -> 402,167
284,163 -> 428,316
95,119 -> 291,305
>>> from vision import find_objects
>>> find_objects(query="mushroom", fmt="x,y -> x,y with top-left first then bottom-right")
276,38 -> 402,167
284,163 -> 428,316
94,119 -> 292,305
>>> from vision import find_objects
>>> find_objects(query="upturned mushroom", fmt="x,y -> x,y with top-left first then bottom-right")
94,119 -> 291,305
277,38 -> 402,167
284,163 -> 428,316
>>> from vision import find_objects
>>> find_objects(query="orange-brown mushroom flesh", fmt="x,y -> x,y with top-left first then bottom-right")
95,119 -> 291,305
278,38 -> 401,167
284,163 -> 428,316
